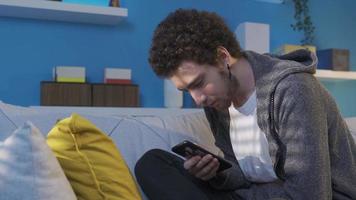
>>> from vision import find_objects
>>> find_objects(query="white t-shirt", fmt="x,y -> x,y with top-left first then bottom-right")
228,90 -> 278,182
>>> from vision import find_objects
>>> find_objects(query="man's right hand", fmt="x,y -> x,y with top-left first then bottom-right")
183,154 -> 220,181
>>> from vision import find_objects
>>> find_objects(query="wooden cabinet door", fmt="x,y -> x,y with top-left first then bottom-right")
92,84 -> 139,107
41,82 -> 91,106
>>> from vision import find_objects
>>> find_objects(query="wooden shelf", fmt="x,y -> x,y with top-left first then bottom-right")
315,69 -> 356,80
40,82 -> 139,107
0,0 -> 128,25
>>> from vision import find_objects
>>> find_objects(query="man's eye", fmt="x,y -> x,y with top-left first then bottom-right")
178,88 -> 188,92
195,80 -> 204,88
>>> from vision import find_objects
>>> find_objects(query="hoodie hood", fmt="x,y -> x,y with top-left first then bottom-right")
244,49 -> 317,87
277,49 -> 317,73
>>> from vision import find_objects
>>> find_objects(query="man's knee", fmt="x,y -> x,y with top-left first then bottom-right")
135,149 -> 170,177
142,148 -> 170,159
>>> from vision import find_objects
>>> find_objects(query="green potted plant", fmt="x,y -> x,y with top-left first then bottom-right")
291,0 -> 315,45
276,0 -> 316,55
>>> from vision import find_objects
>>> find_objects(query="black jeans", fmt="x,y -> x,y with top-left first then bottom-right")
134,149 -> 238,200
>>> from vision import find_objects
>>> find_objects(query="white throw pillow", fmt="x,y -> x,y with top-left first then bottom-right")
0,122 -> 76,200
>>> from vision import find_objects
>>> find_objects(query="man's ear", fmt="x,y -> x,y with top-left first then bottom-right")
216,46 -> 230,68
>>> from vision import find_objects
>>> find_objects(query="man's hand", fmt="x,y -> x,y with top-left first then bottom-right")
183,154 -> 220,181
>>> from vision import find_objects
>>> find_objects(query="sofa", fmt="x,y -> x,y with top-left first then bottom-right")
0,101 -> 355,200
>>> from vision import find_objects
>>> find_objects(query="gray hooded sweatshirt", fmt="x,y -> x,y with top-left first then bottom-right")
204,50 -> 356,200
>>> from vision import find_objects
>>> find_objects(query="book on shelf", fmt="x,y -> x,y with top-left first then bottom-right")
104,68 -> 131,84
53,66 -> 86,83
104,79 -> 132,84
275,44 -> 316,55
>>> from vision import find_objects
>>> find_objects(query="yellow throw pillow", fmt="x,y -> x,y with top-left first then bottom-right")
47,113 -> 142,200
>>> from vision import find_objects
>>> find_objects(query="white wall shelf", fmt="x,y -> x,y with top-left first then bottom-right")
0,0 -> 128,25
254,0 -> 284,4
315,69 -> 356,80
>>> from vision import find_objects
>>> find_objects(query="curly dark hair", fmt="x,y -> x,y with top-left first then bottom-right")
149,9 -> 243,78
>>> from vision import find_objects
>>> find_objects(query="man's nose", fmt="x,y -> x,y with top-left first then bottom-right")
190,89 -> 207,106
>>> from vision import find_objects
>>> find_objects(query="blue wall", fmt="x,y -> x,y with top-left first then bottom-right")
309,0 -> 356,117
310,0 -> 356,67
0,0 -> 355,116
320,79 -> 356,117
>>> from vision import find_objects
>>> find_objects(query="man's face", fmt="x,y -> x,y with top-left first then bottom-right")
170,61 -> 236,110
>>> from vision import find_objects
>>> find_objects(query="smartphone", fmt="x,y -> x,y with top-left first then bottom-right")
171,140 -> 232,172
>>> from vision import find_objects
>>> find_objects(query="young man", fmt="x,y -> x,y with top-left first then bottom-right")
135,9 -> 356,200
